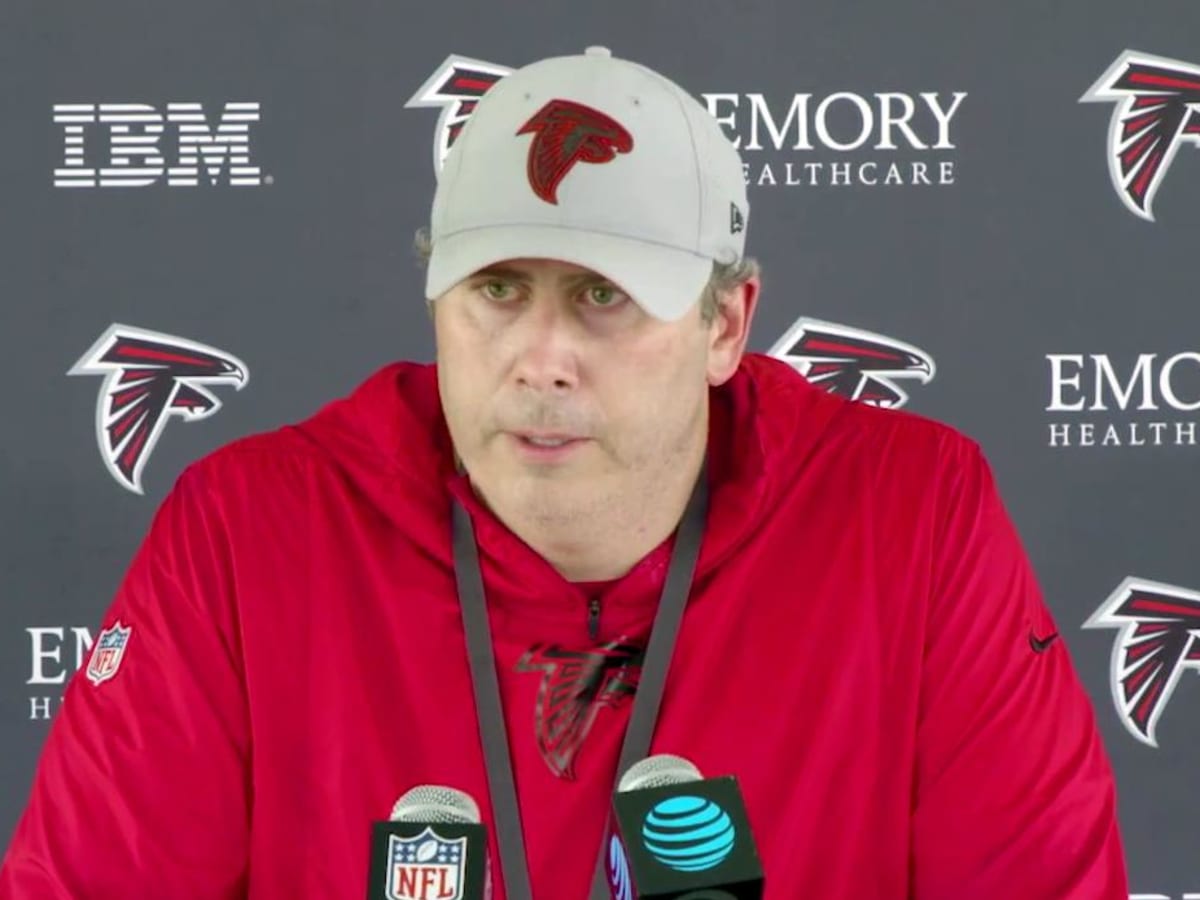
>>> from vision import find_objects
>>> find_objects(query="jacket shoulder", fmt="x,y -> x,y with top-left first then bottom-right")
838,395 -> 982,461
170,423 -> 335,500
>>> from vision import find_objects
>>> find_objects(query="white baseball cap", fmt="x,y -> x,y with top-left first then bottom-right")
424,46 -> 750,321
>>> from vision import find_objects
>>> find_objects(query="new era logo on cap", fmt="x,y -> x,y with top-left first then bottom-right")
730,202 -> 745,234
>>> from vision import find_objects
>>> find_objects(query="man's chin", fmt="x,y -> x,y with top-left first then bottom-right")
507,483 -> 606,529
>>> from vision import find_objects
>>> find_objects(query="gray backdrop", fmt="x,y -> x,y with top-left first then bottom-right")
3,1 -> 1198,895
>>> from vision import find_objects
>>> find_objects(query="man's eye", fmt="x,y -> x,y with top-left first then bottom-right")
482,281 -> 514,300
585,285 -> 623,306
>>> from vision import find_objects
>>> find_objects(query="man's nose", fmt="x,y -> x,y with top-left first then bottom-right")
509,297 -> 582,392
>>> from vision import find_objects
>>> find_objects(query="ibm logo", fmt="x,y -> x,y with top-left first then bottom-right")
53,102 -> 264,188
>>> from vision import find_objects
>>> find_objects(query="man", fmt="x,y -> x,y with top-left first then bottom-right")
1,46 -> 1127,898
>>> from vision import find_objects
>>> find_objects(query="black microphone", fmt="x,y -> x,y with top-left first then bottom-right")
604,754 -> 764,900
366,785 -> 492,900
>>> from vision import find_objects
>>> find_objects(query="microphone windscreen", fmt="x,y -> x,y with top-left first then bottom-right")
390,785 -> 482,824
617,753 -> 703,793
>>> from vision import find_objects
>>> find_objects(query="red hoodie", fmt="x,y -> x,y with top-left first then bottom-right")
0,353 -> 1128,899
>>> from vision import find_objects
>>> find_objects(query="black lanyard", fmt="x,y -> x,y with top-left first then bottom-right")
450,462 -> 708,900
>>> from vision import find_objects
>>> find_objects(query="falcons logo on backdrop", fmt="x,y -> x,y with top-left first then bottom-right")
1084,576 -> 1200,747
515,640 -> 643,779
767,317 -> 935,409
1081,50 -> 1200,221
404,54 -> 512,173
516,99 -> 635,204
68,324 -> 248,494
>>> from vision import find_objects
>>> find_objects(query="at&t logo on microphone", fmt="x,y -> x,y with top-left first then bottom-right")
642,796 -> 736,872
607,754 -> 763,897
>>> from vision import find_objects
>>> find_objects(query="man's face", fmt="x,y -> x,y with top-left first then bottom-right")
432,257 -> 716,531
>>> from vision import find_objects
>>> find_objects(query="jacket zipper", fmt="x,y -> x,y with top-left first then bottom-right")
587,596 -> 601,641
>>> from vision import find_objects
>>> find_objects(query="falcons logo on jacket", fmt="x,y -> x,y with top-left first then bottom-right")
767,317 -> 935,409
1084,576 -> 1200,747
515,641 -> 643,779
405,53 -> 512,173
68,324 -> 248,494
1081,49 -> 1200,221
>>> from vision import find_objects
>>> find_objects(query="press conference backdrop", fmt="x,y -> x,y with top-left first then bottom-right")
3,0 -> 1198,894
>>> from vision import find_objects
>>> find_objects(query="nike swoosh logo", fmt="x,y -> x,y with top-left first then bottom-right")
1029,631 -> 1060,653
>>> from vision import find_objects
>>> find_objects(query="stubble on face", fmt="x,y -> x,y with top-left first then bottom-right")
490,384 -> 706,538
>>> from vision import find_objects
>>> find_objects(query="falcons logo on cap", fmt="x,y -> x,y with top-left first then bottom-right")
516,99 -> 635,205
68,324 -> 248,494
405,53 -> 512,173
767,317 -> 935,409
515,641 -> 643,780
1081,50 -> 1200,221
1084,577 -> 1200,748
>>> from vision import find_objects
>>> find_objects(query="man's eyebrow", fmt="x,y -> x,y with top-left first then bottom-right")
469,265 -> 532,283
467,265 -> 617,290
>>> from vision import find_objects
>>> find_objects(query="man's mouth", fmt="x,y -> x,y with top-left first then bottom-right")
516,433 -> 583,447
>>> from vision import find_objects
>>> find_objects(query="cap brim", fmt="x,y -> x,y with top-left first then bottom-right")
425,226 -> 711,322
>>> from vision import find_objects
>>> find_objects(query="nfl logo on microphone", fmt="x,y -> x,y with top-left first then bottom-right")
386,828 -> 467,900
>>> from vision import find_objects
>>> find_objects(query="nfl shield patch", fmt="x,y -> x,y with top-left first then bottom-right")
86,621 -> 132,686
386,827 -> 468,900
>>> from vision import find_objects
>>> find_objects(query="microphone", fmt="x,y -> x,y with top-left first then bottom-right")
605,754 -> 764,900
366,785 -> 492,900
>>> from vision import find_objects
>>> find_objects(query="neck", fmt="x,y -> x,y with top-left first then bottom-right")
545,451 -> 705,582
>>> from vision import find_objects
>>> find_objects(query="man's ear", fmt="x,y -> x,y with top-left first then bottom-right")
707,276 -> 761,386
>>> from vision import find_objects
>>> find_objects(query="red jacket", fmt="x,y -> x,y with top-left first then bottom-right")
0,354 -> 1128,898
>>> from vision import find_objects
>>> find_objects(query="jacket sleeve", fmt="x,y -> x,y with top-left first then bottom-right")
909,438 -> 1129,899
0,466 -> 251,899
